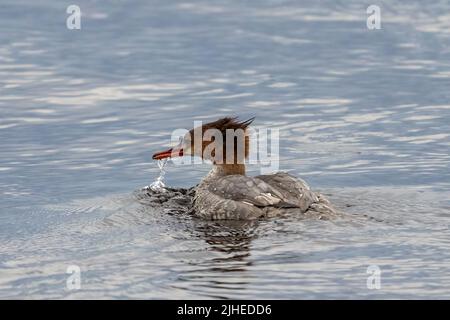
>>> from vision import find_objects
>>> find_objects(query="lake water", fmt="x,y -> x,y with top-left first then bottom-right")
1,0 -> 450,299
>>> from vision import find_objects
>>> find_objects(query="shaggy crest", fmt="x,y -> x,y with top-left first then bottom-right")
196,117 -> 254,134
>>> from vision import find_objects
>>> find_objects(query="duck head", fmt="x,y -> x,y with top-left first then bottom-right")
152,117 -> 254,166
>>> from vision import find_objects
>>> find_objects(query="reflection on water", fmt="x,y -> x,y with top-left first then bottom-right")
1,0 -> 450,298
174,221 -> 257,299
192,221 -> 256,269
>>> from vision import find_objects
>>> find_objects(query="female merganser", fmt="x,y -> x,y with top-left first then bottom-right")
152,117 -> 336,220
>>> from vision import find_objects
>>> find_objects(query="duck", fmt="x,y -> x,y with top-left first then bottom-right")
152,117 -> 336,220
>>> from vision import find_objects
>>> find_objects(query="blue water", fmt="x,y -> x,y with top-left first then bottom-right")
1,0 -> 449,299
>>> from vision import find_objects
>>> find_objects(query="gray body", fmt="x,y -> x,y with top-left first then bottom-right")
193,169 -> 337,220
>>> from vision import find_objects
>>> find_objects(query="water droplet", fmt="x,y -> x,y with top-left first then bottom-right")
148,158 -> 168,192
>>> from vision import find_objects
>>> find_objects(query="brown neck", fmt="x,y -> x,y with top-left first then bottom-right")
201,164 -> 246,185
